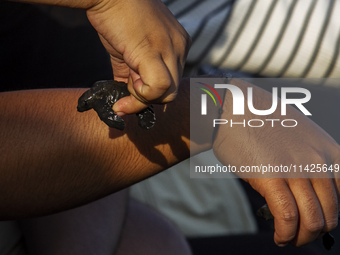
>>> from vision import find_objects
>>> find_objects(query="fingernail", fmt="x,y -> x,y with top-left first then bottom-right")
277,242 -> 288,247
116,112 -> 125,117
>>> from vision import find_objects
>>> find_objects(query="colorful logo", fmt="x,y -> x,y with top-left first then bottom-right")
196,82 -> 222,115
196,82 -> 222,106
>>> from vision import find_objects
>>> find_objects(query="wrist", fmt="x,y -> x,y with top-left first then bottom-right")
189,76 -> 230,155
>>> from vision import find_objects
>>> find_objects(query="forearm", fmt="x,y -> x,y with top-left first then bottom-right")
0,83 -> 201,219
9,0 -> 101,9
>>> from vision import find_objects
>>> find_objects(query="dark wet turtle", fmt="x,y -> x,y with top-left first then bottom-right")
77,80 -> 156,130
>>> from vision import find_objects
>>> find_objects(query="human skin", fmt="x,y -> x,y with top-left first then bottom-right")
0,79 -> 212,220
0,78 -> 339,248
213,79 -> 340,247
13,0 -> 191,114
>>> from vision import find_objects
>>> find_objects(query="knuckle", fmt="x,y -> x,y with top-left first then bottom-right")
156,78 -> 172,92
184,32 -> 192,50
279,209 -> 299,223
173,32 -> 191,61
309,151 -> 326,164
138,35 -> 153,50
305,220 -> 324,234
324,218 -> 338,232
152,79 -> 172,93
176,31 -> 191,47
141,80 -> 172,102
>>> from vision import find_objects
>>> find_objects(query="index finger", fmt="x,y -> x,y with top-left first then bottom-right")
258,179 -> 299,247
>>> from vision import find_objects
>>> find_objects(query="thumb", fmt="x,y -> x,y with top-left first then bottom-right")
112,94 -> 148,115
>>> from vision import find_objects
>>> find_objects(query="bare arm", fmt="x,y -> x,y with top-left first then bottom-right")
0,79 -> 217,219
1,78 -> 339,249
0,85 -> 181,219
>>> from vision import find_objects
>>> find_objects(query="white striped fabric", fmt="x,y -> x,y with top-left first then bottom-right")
165,0 -> 340,79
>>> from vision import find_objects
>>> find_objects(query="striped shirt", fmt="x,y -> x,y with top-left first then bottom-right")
165,0 -> 340,79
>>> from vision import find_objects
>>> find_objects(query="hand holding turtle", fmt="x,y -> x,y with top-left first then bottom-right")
77,80 -> 156,130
